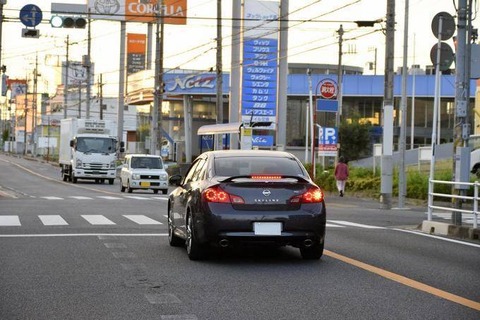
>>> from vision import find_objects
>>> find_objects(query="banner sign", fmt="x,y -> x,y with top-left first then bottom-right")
127,33 -> 146,75
7,79 -> 27,99
240,0 -> 279,146
87,0 -> 187,25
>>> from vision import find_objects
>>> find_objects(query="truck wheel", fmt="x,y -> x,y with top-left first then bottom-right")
153,190 -> 159,194
162,189 -> 168,195
120,182 -> 125,192
109,179 -> 114,185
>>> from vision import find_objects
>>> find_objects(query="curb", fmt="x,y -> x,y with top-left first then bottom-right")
421,220 -> 480,241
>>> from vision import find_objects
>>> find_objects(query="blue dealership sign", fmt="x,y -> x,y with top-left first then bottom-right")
252,135 -> 274,147
316,99 -> 339,112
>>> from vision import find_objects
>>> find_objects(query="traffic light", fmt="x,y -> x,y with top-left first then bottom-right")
50,16 -> 87,28
159,82 -> 166,94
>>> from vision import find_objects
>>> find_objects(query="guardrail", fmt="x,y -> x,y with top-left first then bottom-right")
428,179 -> 478,228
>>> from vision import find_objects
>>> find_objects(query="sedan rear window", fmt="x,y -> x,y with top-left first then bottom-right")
214,156 -> 305,176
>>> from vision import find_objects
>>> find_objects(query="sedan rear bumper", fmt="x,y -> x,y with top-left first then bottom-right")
193,203 -> 326,247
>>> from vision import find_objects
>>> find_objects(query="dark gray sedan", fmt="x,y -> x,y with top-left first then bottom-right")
168,150 -> 326,260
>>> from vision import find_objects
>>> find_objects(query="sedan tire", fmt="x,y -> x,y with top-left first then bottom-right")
168,208 -> 184,247
300,242 -> 324,260
186,214 -> 207,260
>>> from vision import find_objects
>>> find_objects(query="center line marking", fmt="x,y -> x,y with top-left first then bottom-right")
324,250 -> 480,312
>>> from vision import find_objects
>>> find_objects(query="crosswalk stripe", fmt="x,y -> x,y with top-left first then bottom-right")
39,215 -> 69,226
41,196 -> 63,200
123,196 -> 151,200
69,196 -> 94,200
0,216 -> 21,226
81,215 -> 116,225
97,196 -> 123,200
123,215 -> 162,225
152,197 -> 168,201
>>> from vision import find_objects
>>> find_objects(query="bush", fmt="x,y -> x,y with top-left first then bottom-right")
308,164 -> 463,201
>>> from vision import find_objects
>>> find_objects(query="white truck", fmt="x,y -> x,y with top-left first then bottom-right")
59,118 -> 124,184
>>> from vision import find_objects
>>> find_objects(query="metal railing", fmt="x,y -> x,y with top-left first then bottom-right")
428,179 -> 478,228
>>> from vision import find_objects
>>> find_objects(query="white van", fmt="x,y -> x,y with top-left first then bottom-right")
119,154 -> 169,194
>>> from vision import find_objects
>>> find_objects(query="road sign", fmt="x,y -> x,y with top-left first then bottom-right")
430,42 -> 454,71
432,12 -> 455,41
316,99 -> 338,112
318,79 -> 337,99
21,28 -> 40,38
319,127 -> 338,145
20,4 -> 43,27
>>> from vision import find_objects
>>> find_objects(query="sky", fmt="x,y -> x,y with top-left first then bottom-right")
0,0 -> 467,96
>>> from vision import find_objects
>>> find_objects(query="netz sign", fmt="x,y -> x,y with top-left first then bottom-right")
163,73 -> 220,94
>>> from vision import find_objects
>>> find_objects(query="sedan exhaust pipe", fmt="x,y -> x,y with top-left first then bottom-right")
303,239 -> 314,247
219,239 -> 229,248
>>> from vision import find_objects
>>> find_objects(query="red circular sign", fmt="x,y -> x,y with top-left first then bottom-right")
319,80 -> 337,99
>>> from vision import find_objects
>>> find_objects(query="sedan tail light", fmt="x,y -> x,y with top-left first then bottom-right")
202,186 -> 245,204
290,187 -> 324,204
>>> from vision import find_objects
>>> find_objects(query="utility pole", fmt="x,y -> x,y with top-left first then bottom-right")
452,0 -> 469,225
64,35 -> 69,119
23,80 -> 28,155
398,0 -> 409,208
85,9 -> 91,119
381,0 -> 395,210
215,0 -> 223,150
32,54 -> 39,156
98,74 -> 104,120
336,24 -> 344,161
152,0 -> 164,155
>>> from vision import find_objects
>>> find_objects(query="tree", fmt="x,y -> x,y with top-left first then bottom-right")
338,116 -> 372,161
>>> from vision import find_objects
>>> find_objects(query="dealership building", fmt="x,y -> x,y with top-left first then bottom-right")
125,63 -> 477,162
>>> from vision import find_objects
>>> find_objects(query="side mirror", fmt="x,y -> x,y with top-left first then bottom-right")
70,140 -> 74,147
169,174 -> 183,187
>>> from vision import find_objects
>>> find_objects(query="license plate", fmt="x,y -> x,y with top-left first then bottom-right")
253,222 -> 282,235
140,182 -> 150,187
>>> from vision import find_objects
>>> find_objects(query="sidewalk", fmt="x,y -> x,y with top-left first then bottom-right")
326,191 -> 479,243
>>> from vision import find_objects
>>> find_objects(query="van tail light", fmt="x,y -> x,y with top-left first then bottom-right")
290,187 -> 324,204
202,186 -> 245,204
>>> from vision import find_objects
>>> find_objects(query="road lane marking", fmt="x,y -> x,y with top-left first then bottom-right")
0,233 -> 167,237
123,215 -> 162,225
81,215 -> 116,225
123,196 -> 151,200
152,197 -> 168,201
328,220 -> 385,229
0,216 -> 21,226
392,228 -> 480,248
97,196 -> 123,200
69,196 -> 94,200
326,223 -> 345,228
40,196 -> 63,200
39,215 -> 68,226
325,250 -> 480,312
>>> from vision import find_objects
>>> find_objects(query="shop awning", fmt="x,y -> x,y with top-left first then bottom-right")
197,122 -> 243,135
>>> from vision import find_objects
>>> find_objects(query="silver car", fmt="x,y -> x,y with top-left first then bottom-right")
119,154 -> 169,194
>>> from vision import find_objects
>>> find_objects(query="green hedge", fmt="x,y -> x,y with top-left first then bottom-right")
306,163 -> 472,201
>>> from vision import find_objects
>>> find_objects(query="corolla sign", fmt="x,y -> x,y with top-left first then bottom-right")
169,74 -> 216,91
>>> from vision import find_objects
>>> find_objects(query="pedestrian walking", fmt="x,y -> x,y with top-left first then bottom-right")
334,156 -> 349,197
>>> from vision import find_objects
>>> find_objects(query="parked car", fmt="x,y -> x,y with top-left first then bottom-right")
119,154 -> 169,194
167,150 -> 326,260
